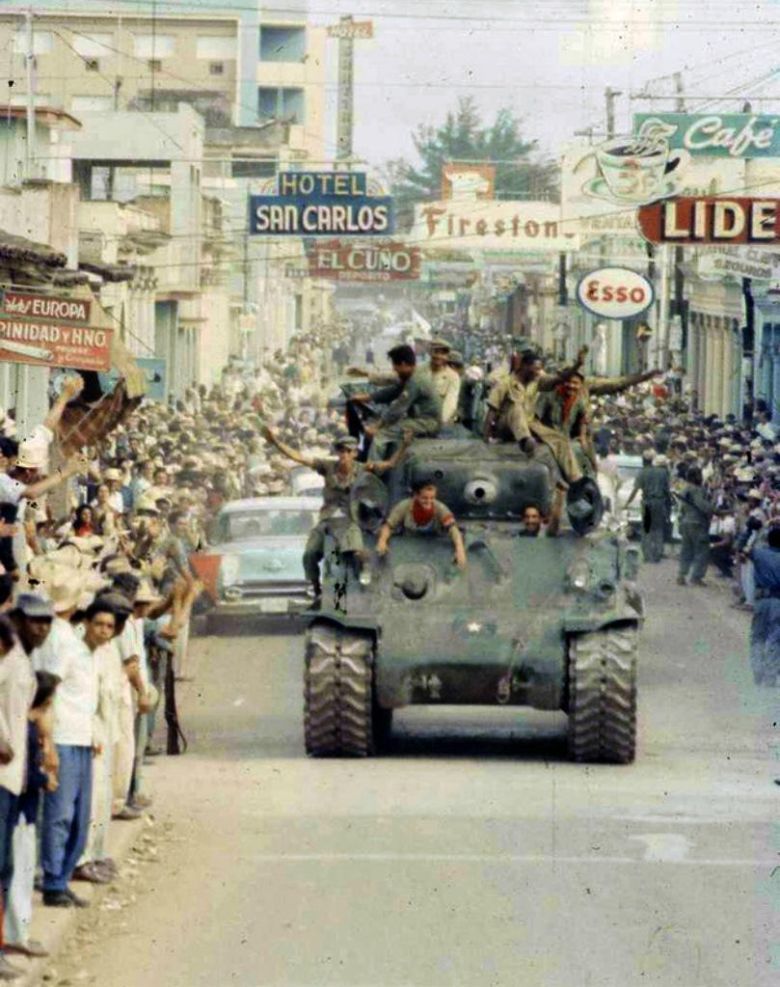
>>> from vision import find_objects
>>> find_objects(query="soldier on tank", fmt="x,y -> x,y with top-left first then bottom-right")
350,344 -> 442,460
376,478 -> 467,569
625,449 -> 672,563
483,348 -> 586,485
517,491 -> 564,538
676,464 -> 714,586
261,428 -> 403,602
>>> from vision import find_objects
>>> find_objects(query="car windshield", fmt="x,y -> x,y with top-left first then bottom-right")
222,509 -> 317,541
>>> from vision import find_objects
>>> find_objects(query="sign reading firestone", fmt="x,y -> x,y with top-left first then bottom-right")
576,267 -> 654,320
412,201 -> 577,252
249,172 -> 394,237
638,197 -> 780,245
307,240 -> 421,282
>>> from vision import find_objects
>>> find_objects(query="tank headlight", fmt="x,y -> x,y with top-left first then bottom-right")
568,560 -> 590,593
596,579 -> 616,599
220,554 -> 240,588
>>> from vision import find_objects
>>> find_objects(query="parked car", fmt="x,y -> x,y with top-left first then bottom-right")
598,454 -> 679,541
191,496 -> 320,631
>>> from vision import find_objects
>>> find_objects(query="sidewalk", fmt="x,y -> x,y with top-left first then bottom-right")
13,816 -> 147,987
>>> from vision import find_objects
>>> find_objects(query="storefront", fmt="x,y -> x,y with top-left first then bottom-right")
684,277 -> 743,417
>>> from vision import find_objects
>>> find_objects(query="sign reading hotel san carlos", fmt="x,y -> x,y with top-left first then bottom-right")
576,267 -> 654,320
638,197 -> 780,245
249,171 -> 393,237
307,240 -> 420,282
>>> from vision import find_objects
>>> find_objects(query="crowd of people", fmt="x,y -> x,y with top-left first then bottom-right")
0,321 -> 775,977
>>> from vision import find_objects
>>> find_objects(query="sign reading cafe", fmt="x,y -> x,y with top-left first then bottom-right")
249,171 -> 394,236
633,113 -> 780,158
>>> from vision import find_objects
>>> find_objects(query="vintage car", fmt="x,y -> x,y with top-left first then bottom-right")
192,496 -> 320,631
598,454 -> 679,541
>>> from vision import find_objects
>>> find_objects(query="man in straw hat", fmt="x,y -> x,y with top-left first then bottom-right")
33,581 -> 115,908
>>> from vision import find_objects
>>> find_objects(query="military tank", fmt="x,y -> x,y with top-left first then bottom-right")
303,435 -> 643,764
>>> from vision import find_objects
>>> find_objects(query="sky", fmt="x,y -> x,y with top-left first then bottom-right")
311,0 -> 780,170
10,0 -> 780,172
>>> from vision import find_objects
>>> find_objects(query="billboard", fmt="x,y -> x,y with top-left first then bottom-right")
0,316 -> 111,370
441,164 -> 496,201
633,113 -> 780,158
411,200 -> 577,252
249,171 -> 394,237
638,197 -> 780,245
307,240 -> 421,282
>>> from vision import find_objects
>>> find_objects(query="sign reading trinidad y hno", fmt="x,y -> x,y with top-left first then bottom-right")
249,171 -> 394,236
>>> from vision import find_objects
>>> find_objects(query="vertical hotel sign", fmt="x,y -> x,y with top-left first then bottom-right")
249,171 -> 394,236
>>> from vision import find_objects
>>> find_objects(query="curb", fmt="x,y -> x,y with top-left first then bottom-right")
14,816 -> 146,986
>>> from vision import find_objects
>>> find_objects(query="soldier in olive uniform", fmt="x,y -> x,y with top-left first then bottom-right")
677,465 -> 714,586
261,428 -> 401,601
351,344 -> 442,460
625,450 -> 672,563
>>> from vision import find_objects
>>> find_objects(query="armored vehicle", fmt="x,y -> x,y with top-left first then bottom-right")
303,436 -> 643,764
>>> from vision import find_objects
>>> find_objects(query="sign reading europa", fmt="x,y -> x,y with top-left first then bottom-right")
307,240 -> 420,282
638,197 -> 780,245
249,171 -> 394,237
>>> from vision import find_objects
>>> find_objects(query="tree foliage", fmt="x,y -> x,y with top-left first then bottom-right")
386,96 -> 559,229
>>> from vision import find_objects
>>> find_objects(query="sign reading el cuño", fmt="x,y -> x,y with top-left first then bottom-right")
307,240 -> 421,282
633,113 -> 780,158
0,317 -> 112,370
249,171 -> 394,237
0,291 -> 91,324
638,197 -> 780,245
577,267 -> 654,320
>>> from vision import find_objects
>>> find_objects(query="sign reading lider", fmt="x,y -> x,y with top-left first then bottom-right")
0,316 -> 111,370
577,267 -> 654,320
634,113 -> 780,158
307,239 -> 420,281
638,197 -> 780,245
249,172 -> 394,236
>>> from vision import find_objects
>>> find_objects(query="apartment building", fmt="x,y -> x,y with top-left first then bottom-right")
0,2 -> 326,161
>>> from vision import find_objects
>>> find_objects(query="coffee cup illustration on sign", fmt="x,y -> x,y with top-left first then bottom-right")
581,122 -> 690,206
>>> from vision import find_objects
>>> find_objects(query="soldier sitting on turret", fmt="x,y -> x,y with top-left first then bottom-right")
376,479 -> 467,570
483,348 -> 586,485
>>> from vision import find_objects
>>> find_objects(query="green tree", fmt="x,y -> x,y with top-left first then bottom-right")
386,96 -> 559,230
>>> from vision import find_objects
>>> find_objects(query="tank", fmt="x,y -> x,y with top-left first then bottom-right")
303,435 -> 643,764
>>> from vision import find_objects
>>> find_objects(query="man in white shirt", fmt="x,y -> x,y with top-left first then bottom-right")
1,597 -> 52,979
35,598 -> 114,908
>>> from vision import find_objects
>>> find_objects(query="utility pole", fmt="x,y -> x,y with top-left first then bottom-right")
672,71 -> 685,372
24,8 -> 34,179
674,71 -> 685,112
605,87 -> 622,140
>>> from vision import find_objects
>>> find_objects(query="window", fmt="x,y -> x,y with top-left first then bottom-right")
12,30 -> 52,55
231,159 -> 277,179
148,59 -> 162,72
259,25 -> 306,62
85,59 -> 99,72
258,87 -> 304,124
196,35 -> 235,59
71,95 -> 113,112
133,33 -> 174,58
72,33 -> 112,57
209,61 -> 224,76
221,508 -> 318,541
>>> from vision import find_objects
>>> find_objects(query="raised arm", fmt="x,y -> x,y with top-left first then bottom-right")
538,346 -> 588,391
589,369 -> 660,396
261,425 -> 316,469
25,455 -> 86,501
43,374 -> 84,432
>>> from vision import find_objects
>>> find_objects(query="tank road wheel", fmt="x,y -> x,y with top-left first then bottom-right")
567,627 -> 637,765
304,623 -> 376,757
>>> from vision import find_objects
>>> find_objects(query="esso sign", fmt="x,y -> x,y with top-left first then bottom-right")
576,267 -> 654,320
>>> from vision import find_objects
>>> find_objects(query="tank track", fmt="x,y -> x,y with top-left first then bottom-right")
567,627 -> 637,764
304,623 -> 376,757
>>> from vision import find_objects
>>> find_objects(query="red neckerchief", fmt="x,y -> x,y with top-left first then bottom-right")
557,383 -> 578,424
412,501 -> 435,525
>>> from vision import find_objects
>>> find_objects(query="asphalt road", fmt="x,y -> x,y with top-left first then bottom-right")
55,559 -> 779,987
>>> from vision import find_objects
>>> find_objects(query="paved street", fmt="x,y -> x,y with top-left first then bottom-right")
55,560 -> 778,987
